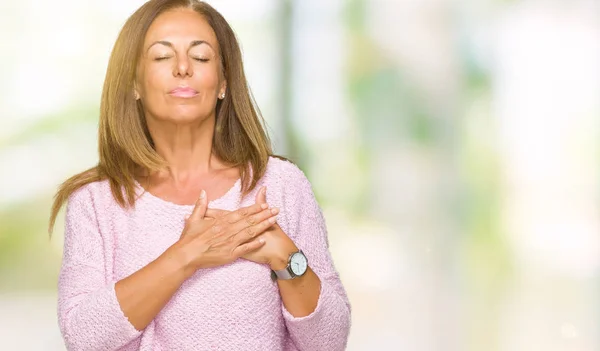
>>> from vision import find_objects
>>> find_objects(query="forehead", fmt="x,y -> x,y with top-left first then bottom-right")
144,8 -> 218,51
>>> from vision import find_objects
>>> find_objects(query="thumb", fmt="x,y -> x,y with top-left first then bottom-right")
255,186 -> 267,205
188,189 -> 208,222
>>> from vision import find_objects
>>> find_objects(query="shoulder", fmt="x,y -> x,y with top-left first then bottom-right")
261,156 -> 320,212
262,156 -> 312,190
66,179 -> 114,212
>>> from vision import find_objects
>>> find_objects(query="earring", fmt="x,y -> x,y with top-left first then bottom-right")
220,92 -> 226,99
134,91 -> 140,100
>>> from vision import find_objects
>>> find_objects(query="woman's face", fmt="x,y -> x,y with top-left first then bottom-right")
136,8 -> 226,123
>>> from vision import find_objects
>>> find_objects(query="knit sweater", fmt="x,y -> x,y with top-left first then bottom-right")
57,157 -> 351,351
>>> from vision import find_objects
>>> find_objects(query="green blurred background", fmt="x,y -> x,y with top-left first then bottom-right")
1,0 -> 599,350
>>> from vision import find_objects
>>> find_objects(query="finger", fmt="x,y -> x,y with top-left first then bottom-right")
231,208 -> 278,244
255,186 -> 267,205
188,189 -> 208,222
232,206 -> 279,236
232,237 -> 266,258
222,202 -> 268,224
204,208 -> 229,219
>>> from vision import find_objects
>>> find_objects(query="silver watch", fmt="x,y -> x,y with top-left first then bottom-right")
271,250 -> 308,280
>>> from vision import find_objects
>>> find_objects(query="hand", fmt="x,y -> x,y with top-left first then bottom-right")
174,189 -> 279,274
204,187 -> 299,270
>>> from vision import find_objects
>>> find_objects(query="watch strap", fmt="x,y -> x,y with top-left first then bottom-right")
271,250 -> 306,281
271,266 -> 294,281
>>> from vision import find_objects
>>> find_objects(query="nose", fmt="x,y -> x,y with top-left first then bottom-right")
173,55 -> 193,78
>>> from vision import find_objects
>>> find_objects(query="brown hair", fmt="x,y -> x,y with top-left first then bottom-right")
48,0 -> 276,235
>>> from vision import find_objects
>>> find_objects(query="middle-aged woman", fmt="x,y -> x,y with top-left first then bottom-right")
48,0 -> 351,350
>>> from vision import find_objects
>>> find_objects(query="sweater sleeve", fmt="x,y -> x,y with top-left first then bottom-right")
57,186 -> 142,350
276,162 -> 352,351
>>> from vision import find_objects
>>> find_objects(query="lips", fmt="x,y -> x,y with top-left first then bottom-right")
169,86 -> 199,98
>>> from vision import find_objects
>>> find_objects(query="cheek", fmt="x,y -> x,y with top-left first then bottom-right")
141,66 -> 169,94
194,65 -> 220,90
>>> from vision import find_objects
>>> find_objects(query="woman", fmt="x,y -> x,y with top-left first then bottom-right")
48,0 -> 351,350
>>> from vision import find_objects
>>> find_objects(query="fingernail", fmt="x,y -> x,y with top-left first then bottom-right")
259,238 -> 265,244
269,217 -> 276,224
199,189 -> 206,200
261,203 -> 268,209
270,207 -> 279,215
261,186 -> 267,195
184,214 -> 190,220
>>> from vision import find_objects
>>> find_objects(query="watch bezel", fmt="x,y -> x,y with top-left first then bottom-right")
289,251 -> 308,276
271,250 -> 308,280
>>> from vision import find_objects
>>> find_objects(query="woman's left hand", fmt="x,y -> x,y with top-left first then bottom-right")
203,187 -> 299,270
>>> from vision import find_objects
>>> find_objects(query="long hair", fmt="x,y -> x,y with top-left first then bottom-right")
49,0 -> 275,235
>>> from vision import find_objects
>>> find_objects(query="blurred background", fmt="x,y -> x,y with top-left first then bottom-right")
0,0 -> 599,350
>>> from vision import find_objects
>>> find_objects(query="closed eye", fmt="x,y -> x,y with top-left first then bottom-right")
153,56 -> 208,62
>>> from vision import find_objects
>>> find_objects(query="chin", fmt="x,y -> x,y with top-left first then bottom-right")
165,106 -> 213,123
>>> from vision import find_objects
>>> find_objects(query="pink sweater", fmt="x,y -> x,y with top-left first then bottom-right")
57,157 -> 351,351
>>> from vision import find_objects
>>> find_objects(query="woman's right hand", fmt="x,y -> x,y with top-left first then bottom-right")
174,189 -> 279,274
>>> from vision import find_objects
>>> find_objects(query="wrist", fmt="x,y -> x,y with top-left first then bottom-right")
269,254 -> 289,271
269,245 -> 300,271
164,243 -> 196,279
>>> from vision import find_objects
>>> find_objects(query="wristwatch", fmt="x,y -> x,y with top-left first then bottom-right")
270,250 -> 308,281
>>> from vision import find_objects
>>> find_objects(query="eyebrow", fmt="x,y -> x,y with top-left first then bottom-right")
146,40 -> 213,53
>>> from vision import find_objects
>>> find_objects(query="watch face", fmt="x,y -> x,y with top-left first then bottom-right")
290,252 -> 308,276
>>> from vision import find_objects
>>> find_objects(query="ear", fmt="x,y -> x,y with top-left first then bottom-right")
218,81 -> 227,99
133,81 -> 141,100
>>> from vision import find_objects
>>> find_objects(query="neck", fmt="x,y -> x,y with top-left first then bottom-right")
144,113 -> 227,186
